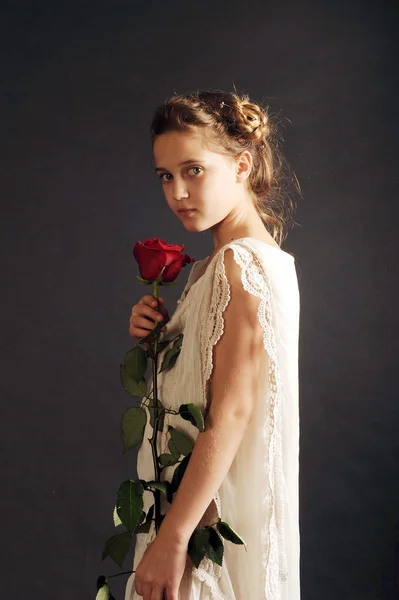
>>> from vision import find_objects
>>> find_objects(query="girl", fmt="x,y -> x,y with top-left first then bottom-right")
126,89 -> 301,600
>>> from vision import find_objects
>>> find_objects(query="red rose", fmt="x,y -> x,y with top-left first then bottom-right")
133,237 -> 196,282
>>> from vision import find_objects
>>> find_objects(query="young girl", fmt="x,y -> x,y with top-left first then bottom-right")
125,89 -> 301,600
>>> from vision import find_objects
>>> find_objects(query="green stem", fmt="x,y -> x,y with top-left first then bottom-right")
147,280 -> 162,538
141,394 -> 178,416
147,278 -> 168,600
107,570 -> 135,579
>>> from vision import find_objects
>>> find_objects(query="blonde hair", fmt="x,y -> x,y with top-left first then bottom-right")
150,87 -> 301,246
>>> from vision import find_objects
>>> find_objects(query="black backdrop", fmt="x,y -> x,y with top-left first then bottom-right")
1,1 -> 398,598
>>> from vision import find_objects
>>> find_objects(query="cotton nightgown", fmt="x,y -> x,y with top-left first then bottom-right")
124,236 -> 301,600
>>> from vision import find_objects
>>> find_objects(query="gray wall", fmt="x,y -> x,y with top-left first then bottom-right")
1,1 -> 398,598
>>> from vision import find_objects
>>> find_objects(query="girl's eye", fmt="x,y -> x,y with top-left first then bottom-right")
158,173 -> 172,182
158,167 -> 202,182
189,166 -> 202,175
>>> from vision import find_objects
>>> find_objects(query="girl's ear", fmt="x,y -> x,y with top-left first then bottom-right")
235,150 -> 252,183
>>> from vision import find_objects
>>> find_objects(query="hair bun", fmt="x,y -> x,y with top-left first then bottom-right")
237,100 -> 270,143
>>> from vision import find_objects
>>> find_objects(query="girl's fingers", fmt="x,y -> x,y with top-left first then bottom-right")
151,297 -> 169,319
129,296 -> 169,341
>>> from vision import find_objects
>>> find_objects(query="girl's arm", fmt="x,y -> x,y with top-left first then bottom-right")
158,248 -> 265,545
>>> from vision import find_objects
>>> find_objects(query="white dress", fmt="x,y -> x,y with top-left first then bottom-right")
124,236 -> 301,600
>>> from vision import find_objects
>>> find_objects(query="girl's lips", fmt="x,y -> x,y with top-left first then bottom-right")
179,209 -> 196,215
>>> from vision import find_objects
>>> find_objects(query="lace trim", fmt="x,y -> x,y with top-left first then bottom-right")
200,240 -> 288,600
200,254 -> 231,414
191,557 -> 228,600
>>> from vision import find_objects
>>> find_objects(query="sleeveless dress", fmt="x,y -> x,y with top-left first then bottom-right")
124,236 -> 301,600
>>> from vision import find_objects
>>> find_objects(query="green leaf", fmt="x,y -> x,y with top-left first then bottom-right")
168,437 -> 180,460
137,509 -> 146,526
148,397 -> 165,432
159,334 -> 183,373
95,581 -> 110,600
216,519 -> 247,548
136,275 -> 153,284
145,480 -> 169,498
116,480 -> 144,533
158,453 -> 179,467
113,505 -> 122,527
178,403 -> 205,432
205,526 -> 224,566
125,346 -> 148,381
159,348 -> 180,373
159,281 -> 177,287
135,504 -> 154,534
155,339 -> 171,352
101,530 -> 132,568
144,337 -> 171,360
140,318 -> 168,344
121,406 -> 147,452
120,364 -> 147,398
168,425 -> 194,456
187,527 -> 210,568
96,576 -> 107,591
170,452 -> 191,494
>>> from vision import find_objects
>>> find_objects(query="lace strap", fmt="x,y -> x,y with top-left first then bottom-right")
199,240 -> 288,600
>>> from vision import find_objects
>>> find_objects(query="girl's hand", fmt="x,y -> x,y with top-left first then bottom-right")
129,294 -> 170,349
134,530 -> 188,600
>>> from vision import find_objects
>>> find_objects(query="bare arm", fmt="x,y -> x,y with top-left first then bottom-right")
158,248 -> 265,545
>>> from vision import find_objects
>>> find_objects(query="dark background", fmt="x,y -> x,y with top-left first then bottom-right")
1,1 -> 398,598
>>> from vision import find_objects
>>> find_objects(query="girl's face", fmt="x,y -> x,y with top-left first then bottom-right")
153,130 -> 251,233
